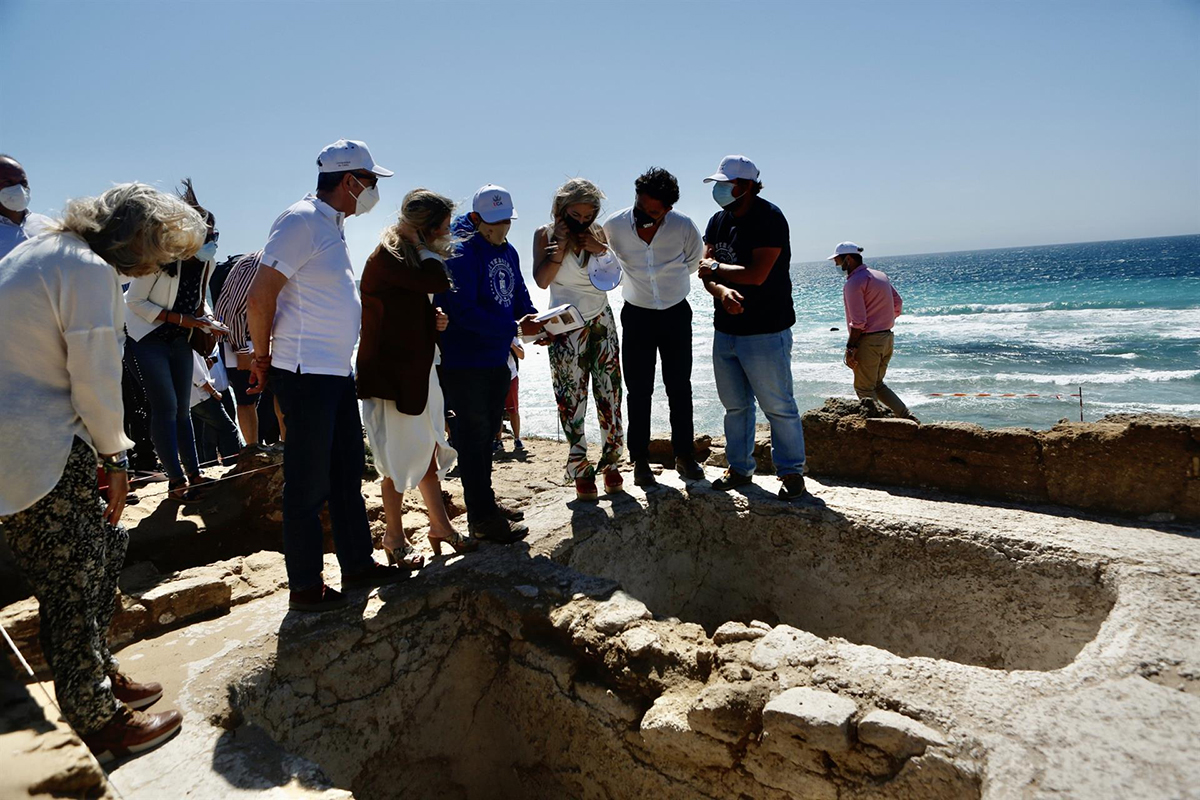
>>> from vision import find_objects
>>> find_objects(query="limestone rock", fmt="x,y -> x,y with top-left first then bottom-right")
857,709 -> 947,759
593,590 -> 652,634
687,682 -> 769,744
713,621 -> 769,645
750,625 -> 824,670
762,687 -> 858,753
137,573 -> 232,627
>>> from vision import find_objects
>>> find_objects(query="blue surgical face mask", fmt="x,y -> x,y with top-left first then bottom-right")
195,240 -> 218,262
712,182 -> 738,208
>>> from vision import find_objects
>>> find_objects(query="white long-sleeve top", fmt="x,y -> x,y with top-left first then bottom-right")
602,208 -> 703,310
0,232 -> 135,516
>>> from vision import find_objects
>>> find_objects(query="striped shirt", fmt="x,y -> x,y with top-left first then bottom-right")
213,250 -> 261,353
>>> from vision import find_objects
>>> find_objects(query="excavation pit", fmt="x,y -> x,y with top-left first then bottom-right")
549,487 -> 1116,671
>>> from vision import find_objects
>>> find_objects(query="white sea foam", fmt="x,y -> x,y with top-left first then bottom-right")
992,369 -> 1200,385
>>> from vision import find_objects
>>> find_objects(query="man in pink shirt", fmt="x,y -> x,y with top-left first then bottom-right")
828,242 -> 917,421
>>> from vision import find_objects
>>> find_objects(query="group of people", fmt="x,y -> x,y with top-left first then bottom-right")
0,143 -> 913,763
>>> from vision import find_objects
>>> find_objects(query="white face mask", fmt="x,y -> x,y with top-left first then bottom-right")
0,184 -> 30,213
350,175 -> 380,216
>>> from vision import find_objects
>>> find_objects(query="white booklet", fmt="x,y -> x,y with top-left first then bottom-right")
522,303 -> 584,341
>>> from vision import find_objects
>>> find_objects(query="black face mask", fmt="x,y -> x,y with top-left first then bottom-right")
563,215 -> 591,235
632,206 -> 657,228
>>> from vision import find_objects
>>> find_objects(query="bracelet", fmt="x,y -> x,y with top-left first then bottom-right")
101,455 -> 129,474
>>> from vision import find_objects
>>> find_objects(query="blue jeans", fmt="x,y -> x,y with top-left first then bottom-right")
126,335 -> 200,481
712,329 -> 806,477
191,395 -> 241,463
269,369 -> 375,592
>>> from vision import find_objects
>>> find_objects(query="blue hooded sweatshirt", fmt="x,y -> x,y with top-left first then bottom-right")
435,215 -> 537,370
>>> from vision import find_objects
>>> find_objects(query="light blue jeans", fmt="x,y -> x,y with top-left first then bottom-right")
713,329 -> 806,477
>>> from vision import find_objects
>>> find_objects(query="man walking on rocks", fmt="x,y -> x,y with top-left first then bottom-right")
247,139 -> 407,612
829,242 -> 917,422
698,155 -> 808,501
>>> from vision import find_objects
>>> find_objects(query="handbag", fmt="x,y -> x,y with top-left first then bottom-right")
188,259 -> 219,357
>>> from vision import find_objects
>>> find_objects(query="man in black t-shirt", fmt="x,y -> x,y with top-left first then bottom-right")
698,155 -> 807,500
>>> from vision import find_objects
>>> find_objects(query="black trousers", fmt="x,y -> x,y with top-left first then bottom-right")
620,299 -> 694,462
441,366 -> 511,523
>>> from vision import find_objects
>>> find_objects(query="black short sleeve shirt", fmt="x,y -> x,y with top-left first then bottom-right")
703,197 -> 795,336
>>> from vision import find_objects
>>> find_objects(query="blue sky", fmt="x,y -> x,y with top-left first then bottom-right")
2,0 -> 1197,271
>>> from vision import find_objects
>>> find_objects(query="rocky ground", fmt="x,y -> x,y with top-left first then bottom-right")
3,428 -> 1200,799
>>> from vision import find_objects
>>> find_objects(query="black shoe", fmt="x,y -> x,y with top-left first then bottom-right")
675,457 -> 705,481
632,459 -> 656,486
711,469 -> 753,491
469,514 -> 528,544
342,561 -> 408,590
778,474 -> 808,501
496,500 -> 525,521
288,583 -> 348,612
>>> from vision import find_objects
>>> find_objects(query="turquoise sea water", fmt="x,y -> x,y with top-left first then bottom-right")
519,234 -> 1200,442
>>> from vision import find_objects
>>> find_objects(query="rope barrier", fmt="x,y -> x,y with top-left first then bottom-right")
130,460 -> 284,500
927,392 -> 1082,399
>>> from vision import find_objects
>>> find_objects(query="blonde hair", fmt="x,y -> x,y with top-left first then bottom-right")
550,178 -> 605,266
380,188 -> 456,264
551,178 -> 605,225
50,183 -> 206,276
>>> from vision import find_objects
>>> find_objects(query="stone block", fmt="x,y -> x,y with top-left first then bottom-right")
593,590 -> 651,634
762,687 -> 857,753
137,574 -> 232,628
639,692 -> 734,769
713,621 -> 769,645
857,709 -> 947,759
749,625 -> 824,670
646,435 -> 713,465
864,417 -> 920,441
686,682 -> 767,744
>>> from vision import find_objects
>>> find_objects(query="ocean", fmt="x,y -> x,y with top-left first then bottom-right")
516,234 -> 1200,443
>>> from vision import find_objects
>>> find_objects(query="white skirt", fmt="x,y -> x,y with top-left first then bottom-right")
363,364 -> 457,491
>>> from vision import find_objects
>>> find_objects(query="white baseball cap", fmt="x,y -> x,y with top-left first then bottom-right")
316,139 -> 394,177
703,154 -> 760,183
472,184 -> 518,223
826,242 -> 864,260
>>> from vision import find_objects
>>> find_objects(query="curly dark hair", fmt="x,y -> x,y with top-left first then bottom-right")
634,167 -> 680,207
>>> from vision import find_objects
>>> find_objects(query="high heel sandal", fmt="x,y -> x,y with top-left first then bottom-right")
382,534 -> 424,570
428,528 -> 478,556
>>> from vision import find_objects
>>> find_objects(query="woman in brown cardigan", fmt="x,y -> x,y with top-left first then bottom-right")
358,189 -> 476,560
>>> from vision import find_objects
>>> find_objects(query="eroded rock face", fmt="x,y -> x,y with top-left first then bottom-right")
227,549 -> 981,800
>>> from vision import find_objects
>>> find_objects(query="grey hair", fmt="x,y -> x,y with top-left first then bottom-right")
49,183 -> 206,276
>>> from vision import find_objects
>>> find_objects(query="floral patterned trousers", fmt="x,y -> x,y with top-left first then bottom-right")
548,305 -> 625,481
1,437 -> 125,734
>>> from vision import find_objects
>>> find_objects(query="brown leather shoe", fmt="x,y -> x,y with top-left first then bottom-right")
82,704 -> 182,764
110,672 -> 162,711
288,583 -> 348,612
469,513 -> 528,543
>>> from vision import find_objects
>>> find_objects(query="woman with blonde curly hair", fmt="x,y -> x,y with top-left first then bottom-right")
532,179 -> 625,500
0,182 -> 205,762
357,189 -> 476,561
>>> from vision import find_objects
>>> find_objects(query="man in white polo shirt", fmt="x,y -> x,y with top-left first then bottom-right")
602,167 -> 705,486
0,154 -> 54,260
246,139 -> 402,612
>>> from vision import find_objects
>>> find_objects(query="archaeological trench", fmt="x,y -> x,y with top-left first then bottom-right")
3,404 -> 1199,799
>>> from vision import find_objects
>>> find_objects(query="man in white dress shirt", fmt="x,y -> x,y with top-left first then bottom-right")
602,167 -> 705,486
246,139 -> 402,612
0,154 -> 54,260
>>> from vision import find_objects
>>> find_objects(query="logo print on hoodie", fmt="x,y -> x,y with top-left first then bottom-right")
487,257 -> 516,306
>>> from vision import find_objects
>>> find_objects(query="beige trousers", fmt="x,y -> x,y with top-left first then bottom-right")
852,331 -> 910,417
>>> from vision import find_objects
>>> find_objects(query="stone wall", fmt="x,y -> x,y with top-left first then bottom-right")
797,401 -> 1200,521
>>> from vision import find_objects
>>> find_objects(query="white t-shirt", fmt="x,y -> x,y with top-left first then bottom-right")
259,194 -> 361,376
